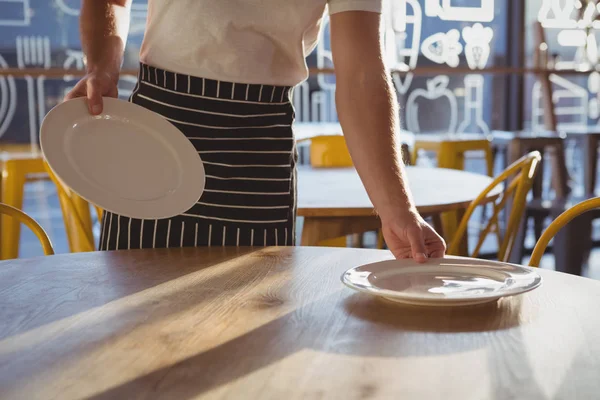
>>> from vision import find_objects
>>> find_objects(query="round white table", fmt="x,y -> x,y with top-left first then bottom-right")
297,166 -> 501,248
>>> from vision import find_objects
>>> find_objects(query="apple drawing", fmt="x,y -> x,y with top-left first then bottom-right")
405,75 -> 458,133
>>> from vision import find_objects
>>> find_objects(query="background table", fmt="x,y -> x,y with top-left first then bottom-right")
561,127 -> 600,196
298,166 -> 501,248
1,247 -> 599,399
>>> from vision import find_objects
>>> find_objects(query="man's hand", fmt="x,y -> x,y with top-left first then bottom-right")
64,71 -> 119,115
381,212 -> 446,262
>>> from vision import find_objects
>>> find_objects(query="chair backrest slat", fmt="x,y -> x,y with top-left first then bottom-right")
448,151 -> 542,262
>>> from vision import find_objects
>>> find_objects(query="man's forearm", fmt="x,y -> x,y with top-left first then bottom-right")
80,0 -> 131,79
336,71 -> 416,221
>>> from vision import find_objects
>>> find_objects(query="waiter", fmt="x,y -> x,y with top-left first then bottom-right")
65,0 -> 446,261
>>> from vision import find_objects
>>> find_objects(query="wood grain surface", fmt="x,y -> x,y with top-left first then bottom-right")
1,247 -> 600,399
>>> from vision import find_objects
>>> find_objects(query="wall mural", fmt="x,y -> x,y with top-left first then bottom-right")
302,0 -> 498,133
0,0 -> 31,26
531,0 -> 600,131
588,71 -> 600,121
425,0 -> 495,23
406,75 -> 458,133
386,0 -> 421,95
382,0 -> 495,133
532,74 -> 589,131
462,23 -> 494,70
0,53 -> 17,138
4,1 -> 599,140
0,0 -> 148,144
0,0 -> 501,142
421,29 -> 463,68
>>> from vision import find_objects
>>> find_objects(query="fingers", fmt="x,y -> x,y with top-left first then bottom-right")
407,227 -> 428,263
86,78 -> 104,115
64,80 -> 86,101
429,249 -> 446,258
390,248 -> 408,260
107,85 -> 119,99
426,228 -> 446,258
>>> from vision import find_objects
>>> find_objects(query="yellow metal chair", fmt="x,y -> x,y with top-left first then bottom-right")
412,133 -> 494,175
529,197 -> 600,268
307,135 -> 353,168
0,155 -> 47,259
447,151 -> 542,262
45,164 -> 101,253
412,134 -> 495,245
0,203 -> 54,256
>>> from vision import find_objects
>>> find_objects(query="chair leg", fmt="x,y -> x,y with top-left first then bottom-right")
508,213 -> 528,265
377,230 -> 386,249
1,162 -> 26,259
350,233 -> 363,248
443,208 -> 468,256
553,213 -> 592,276
70,196 -> 94,252
431,213 -> 444,237
485,147 -> 495,177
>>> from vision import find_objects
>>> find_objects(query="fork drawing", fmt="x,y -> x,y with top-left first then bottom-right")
16,35 -> 51,151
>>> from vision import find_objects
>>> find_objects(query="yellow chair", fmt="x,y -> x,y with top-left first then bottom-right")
412,133 -> 494,175
447,151 -> 542,262
0,155 -> 47,259
529,197 -> 600,268
412,133 -> 495,245
0,203 -> 54,256
44,164 -> 100,253
308,135 -> 353,168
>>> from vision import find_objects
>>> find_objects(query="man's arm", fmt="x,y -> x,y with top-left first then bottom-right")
329,11 -> 445,260
65,0 -> 132,114
81,0 -> 131,79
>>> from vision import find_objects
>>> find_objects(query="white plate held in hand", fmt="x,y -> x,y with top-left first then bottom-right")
342,256 -> 542,307
41,97 -> 205,220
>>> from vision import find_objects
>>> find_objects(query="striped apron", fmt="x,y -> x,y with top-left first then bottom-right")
99,63 -> 297,250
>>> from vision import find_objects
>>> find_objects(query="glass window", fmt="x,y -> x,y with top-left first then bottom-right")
0,0 -> 147,145
524,0 -> 600,131
301,0 -> 509,135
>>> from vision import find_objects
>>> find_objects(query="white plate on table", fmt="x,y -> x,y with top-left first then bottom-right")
41,97 -> 205,220
342,256 -> 542,307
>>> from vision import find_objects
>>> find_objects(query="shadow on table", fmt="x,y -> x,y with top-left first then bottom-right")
0,247 -> 275,341
88,291 -> 527,400
343,293 -> 525,333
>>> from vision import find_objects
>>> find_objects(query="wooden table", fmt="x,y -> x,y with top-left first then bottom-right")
298,166 -> 501,248
1,247 -> 600,399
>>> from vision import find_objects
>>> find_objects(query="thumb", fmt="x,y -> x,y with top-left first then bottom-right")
407,228 -> 428,263
86,79 -> 103,115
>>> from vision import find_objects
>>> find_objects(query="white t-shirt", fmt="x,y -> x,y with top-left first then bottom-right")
139,0 -> 382,86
